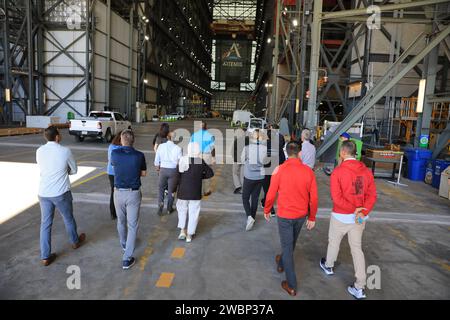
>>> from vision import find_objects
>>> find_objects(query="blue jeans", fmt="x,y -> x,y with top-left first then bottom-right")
277,216 -> 306,290
39,191 -> 79,260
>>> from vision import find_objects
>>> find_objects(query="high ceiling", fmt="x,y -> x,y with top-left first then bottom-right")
213,0 -> 258,20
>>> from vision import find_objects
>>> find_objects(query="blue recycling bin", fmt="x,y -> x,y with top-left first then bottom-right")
405,148 -> 433,181
432,159 -> 450,188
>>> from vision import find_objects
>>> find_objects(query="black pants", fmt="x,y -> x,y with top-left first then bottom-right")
242,177 -> 263,219
277,217 -> 306,290
108,175 -> 117,219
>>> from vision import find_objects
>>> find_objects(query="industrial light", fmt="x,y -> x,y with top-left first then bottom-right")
143,79 -> 148,84
267,37 -> 271,44
292,19 -> 298,27
144,35 -> 149,40
142,15 -> 146,20
416,79 -> 427,113
145,18 -> 149,23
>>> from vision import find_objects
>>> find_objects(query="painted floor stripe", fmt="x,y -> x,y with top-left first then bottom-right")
171,247 -> 186,259
156,272 -> 175,288
71,171 -> 107,188
0,142 -> 155,154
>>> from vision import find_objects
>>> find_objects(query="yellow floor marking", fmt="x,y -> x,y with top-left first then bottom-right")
171,247 -> 186,259
76,150 -> 104,161
389,226 -> 450,273
434,260 -> 450,272
156,272 -> 175,288
71,171 -> 107,188
139,247 -> 154,271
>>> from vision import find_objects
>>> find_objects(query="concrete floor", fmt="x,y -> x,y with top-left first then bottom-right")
0,119 -> 449,300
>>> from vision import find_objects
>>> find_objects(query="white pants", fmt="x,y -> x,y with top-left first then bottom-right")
177,199 -> 201,236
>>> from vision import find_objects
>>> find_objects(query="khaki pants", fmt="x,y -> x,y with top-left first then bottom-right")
201,153 -> 214,194
325,216 -> 366,289
232,163 -> 243,189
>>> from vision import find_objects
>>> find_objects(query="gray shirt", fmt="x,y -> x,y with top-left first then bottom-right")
241,142 -> 267,180
36,142 -> 77,197
301,140 -> 316,169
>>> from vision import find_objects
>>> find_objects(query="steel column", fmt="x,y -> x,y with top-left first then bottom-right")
306,0 -> 323,129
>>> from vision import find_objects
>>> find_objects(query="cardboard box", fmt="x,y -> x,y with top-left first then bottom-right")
366,149 -> 404,161
439,166 -> 450,199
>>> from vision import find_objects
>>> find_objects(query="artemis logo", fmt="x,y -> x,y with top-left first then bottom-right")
366,5 -> 381,30
66,4 -> 82,30
66,265 -> 81,290
366,265 -> 381,290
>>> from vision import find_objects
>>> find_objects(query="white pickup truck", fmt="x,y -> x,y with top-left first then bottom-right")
69,111 -> 131,142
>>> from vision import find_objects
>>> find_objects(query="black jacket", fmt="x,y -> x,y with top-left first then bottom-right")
177,158 -> 214,200
264,130 -> 286,168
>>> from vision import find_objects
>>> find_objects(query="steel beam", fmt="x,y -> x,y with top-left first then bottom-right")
322,0 -> 450,20
105,0 -> 111,107
306,0 -> 323,129
316,26 -> 450,158
270,0 -> 281,123
431,123 -> 450,159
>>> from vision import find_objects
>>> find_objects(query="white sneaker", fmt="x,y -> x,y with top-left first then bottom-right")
245,216 -> 255,231
347,285 -> 366,299
186,235 -> 192,243
178,230 -> 187,240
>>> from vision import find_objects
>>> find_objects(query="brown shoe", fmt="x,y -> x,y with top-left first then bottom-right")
72,233 -> 86,249
281,281 -> 296,296
41,253 -> 57,266
275,254 -> 284,273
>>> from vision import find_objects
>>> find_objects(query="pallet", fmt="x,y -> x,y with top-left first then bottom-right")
0,127 -> 44,137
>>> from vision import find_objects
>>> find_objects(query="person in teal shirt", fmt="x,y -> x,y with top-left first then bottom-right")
190,121 -> 215,196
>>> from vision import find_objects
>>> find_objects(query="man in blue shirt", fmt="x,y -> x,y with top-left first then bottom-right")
111,129 -> 147,270
190,121 -> 215,196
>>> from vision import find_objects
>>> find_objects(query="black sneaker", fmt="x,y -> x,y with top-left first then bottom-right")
167,206 -> 175,214
157,205 -> 164,216
260,199 -> 265,209
122,257 -> 136,270
347,285 -> 366,299
323,167 -> 332,176
233,187 -> 242,194
320,257 -> 334,275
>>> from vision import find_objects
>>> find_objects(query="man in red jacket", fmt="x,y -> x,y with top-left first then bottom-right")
319,140 -> 377,300
264,141 -> 318,296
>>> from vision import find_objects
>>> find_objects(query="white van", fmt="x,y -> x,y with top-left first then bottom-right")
232,110 -> 254,127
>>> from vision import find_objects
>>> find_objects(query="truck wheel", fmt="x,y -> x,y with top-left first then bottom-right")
104,129 -> 112,143
75,136 -> 84,142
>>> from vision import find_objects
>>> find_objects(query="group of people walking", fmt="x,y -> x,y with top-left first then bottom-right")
36,121 -> 376,299
232,126 -> 376,299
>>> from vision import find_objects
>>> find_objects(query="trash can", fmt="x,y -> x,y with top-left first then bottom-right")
424,160 -> 434,185
432,160 -> 450,188
405,148 -> 433,181
67,112 -> 75,121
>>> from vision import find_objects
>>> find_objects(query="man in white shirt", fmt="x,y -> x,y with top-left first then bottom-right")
300,129 -> 316,169
36,126 -> 86,266
154,131 -> 182,215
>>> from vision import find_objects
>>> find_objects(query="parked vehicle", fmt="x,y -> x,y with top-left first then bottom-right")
151,115 -> 160,122
161,112 -> 184,121
69,111 -> 131,143
232,110 -> 254,127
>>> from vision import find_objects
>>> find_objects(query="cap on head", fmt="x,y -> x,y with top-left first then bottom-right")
340,132 -> 351,140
